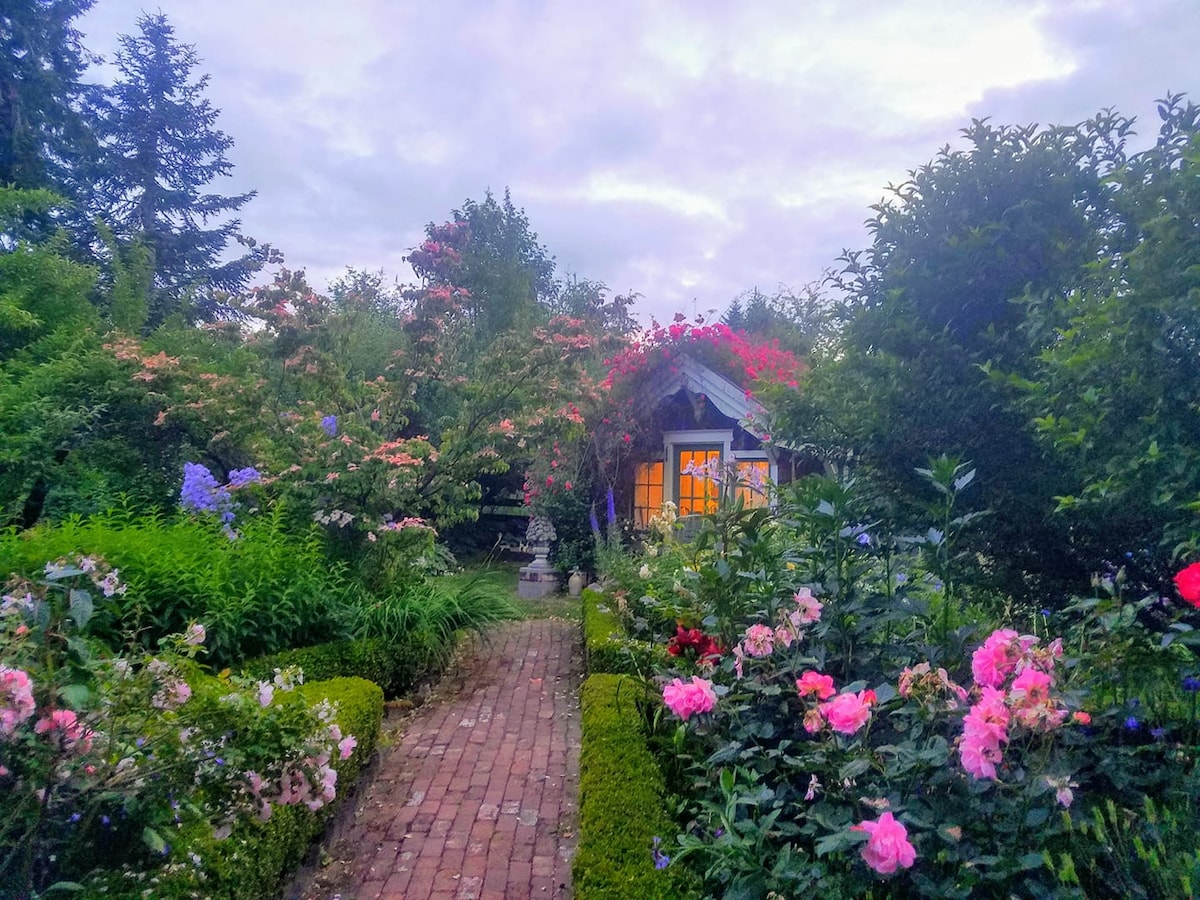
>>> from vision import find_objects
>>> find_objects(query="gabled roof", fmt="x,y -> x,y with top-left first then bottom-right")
643,353 -> 768,439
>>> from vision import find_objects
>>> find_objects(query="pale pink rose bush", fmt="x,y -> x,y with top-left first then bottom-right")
0,555 -> 365,890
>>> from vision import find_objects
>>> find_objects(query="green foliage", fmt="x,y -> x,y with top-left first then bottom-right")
0,0 -> 95,197
0,188 -> 98,356
81,676 -> 383,899
241,636 -> 436,700
87,12 -> 262,322
0,507 -> 358,668
582,588 -> 666,676
574,674 -> 701,900
1014,97 -> 1200,563
351,571 -> 518,658
779,108 -> 1160,605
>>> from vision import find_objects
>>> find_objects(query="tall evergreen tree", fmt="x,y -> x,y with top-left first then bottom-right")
0,1 -> 96,198
88,12 -> 257,323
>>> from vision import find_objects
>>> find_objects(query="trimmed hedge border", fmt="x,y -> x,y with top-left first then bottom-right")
241,632 -> 448,699
83,676 -> 384,899
582,588 -> 667,675
573,674 -> 700,900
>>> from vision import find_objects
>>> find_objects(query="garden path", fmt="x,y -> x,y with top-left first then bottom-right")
289,618 -> 583,900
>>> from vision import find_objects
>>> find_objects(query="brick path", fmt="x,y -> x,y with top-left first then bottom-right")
294,619 -> 582,900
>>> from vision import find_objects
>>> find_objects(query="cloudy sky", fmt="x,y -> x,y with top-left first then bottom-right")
79,0 -> 1198,324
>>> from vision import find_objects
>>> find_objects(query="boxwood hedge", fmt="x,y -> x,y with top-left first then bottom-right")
573,673 -> 700,900
83,676 -> 383,899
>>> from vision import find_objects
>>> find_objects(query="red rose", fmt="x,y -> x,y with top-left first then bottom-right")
1174,562 -> 1200,608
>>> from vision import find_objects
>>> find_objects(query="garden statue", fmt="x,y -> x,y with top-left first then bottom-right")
518,515 -> 560,598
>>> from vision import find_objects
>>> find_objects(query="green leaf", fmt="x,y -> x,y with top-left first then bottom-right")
43,883 -> 86,894
142,826 -> 167,855
68,588 -> 93,628
1025,807 -> 1050,828
59,682 -> 90,707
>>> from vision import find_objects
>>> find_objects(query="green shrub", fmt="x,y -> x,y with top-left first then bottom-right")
574,674 -> 700,900
582,588 -> 665,675
0,506 -> 358,668
82,676 -> 383,899
353,570 -> 518,647
241,634 -> 445,699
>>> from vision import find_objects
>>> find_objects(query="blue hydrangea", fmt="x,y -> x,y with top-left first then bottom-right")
320,414 -> 338,437
1183,675 -> 1200,693
180,463 -> 229,514
227,467 -> 261,488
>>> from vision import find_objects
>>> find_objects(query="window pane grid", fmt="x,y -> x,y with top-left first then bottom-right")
677,448 -> 721,516
633,461 -> 664,528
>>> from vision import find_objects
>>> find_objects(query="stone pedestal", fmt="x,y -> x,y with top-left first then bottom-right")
518,517 -> 560,599
518,553 -> 560,598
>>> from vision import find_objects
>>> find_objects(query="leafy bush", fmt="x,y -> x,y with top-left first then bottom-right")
606,473 -> 1200,898
0,553 -> 380,896
242,636 -> 440,700
82,676 -> 383,899
0,505 -> 358,668
573,674 -> 700,900
582,588 -> 665,676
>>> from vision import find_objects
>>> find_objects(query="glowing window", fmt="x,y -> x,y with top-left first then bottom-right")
735,459 -> 770,508
632,461 -> 664,528
676,447 -> 721,516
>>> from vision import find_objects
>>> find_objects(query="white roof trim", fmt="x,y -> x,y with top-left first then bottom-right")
644,353 -> 768,438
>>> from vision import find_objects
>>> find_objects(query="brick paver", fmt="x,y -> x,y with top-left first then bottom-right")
300,619 -> 582,900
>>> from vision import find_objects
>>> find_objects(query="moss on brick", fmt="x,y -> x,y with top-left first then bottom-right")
573,673 -> 700,900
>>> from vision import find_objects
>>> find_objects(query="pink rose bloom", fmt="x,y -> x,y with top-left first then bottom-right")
662,677 -> 717,721
741,624 -> 775,658
793,588 -> 823,625
819,690 -> 872,735
0,666 -> 36,737
803,707 -> 825,733
971,628 -> 1020,687
960,686 -> 1010,779
774,625 -> 794,649
338,735 -> 357,760
34,708 -> 92,751
1010,667 -> 1053,704
852,811 -> 916,875
184,623 -> 206,645
796,671 -> 836,700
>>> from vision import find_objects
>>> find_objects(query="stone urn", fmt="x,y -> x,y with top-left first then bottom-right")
567,569 -> 586,597
518,516 -> 560,599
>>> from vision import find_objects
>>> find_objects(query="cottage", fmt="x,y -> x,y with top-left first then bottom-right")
622,353 -> 819,527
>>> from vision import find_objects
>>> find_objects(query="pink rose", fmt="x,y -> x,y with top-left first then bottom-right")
741,624 -> 775,658
0,666 -> 36,736
662,676 -> 717,721
792,588 -> 823,625
1175,562 -> 1200,607
338,735 -> 357,760
971,628 -> 1020,687
852,811 -> 916,875
796,671 -> 836,700
818,690 -> 872,735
